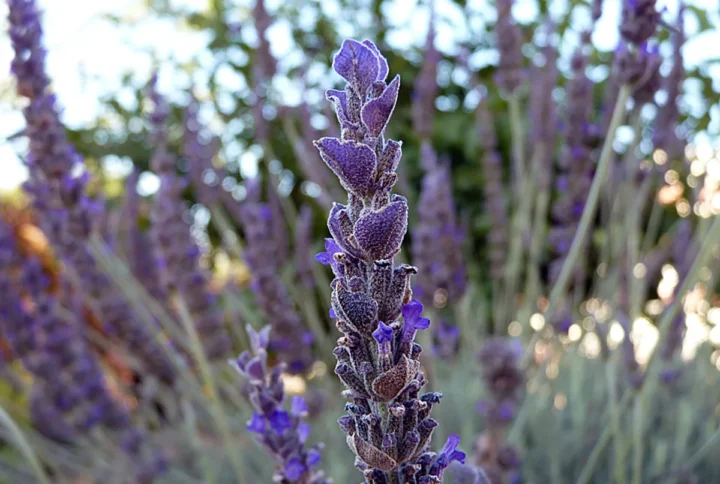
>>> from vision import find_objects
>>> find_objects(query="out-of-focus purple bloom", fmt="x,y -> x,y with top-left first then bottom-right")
548,44 -> 598,284
529,28 -> 559,189
620,0 -> 660,45
239,178 -> 314,373
253,0 -> 276,81
146,75 -> 231,360
432,320 -> 460,359
475,97 -> 509,279
412,144 -> 467,309
476,338 -> 523,480
184,95 -> 224,208
230,325 -> 328,483
616,42 -> 662,105
412,6 -> 440,140
9,0 -> 176,385
315,38 -> 461,482
0,218 -> 164,481
267,176 -> 290,266
653,5 -> 686,162
494,0 -> 525,94
122,170 -> 168,304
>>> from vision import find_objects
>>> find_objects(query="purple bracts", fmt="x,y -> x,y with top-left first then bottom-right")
8,0 -> 175,385
494,0 -> 525,94
314,39 -> 464,482
239,179 -> 314,374
147,76 -> 231,360
412,146 -> 467,308
231,326 -> 328,483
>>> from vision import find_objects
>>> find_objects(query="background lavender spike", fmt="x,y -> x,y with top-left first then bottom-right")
547,39 -> 598,285
184,95 -> 224,208
653,4 -> 686,162
412,148 -> 467,310
494,0 -> 525,94
8,0 -> 176,385
239,178 -> 314,373
122,170 -> 168,304
314,38 -> 464,482
474,338 -> 523,481
0,218 -> 166,482
412,2 -> 439,141
475,96 -> 509,280
230,325 -> 329,483
147,75 -> 231,361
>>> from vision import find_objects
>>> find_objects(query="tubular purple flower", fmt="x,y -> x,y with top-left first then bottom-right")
314,38 -> 462,482
8,0 -> 176,385
494,0 -> 525,94
412,145 -> 467,309
239,178 -> 314,373
146,75 -> 231,361
230,325 -> 328,483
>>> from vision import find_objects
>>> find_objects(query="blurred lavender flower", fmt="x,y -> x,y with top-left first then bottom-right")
267,175 -> 290,266
184,96 -> 224,208
548,44 -> 598,284
8,0 -> 176,385
494,0 -> 525,94
147,75 -> 231,360
528,29 -> 559,188
431,320 -> 461,360
295,205 -> 316,289
0,219 -> 165,481
620,0 -> 661,45
230,325 -> 328,483
413,145 -> 467,310
475,338 -> 523,480
251,0 -> 276,147
412,5 -> 439,141
616,42 -> 662,105
476,97 -> 509,279
653,4 -> 686,161
240,178 -> 314,373
123,170 -> 168,304
315,39 -> 464,482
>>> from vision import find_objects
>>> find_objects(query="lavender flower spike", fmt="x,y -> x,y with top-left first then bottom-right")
412,2 -> 440,141
147,75 -> 231,360
8,0 -> 175,385
494,0 -> 525,94
239,178 -> 314,373
315,39 -> 464,482
230,325 -> 329,483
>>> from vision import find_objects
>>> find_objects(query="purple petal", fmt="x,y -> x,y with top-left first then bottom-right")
362,40 -> 389,81
372,320 -> 394,345
326,89 -> 349,122
362,75 -> 400,138
247,413 -> 265,433
297,422 -> 311,443
353,196 -> 408,261
332,39 -> 379,95
291,396 -> 308,417
315,137 -> 377,197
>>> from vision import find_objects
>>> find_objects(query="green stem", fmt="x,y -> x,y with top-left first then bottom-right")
174,296 -> 247,484
606,361 -> 627,484
0,406 -> 51,484
575,392 -> 633,484
210,204 -> 243,260
544,85 -> 630,325
508,91 -> 526,200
